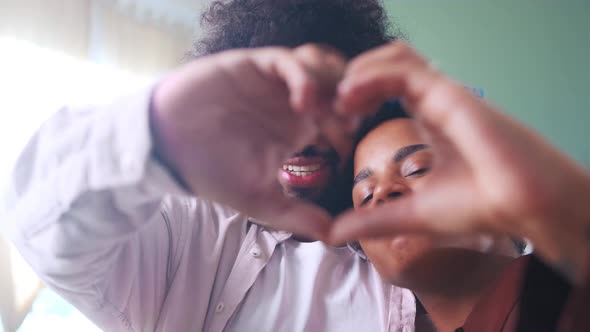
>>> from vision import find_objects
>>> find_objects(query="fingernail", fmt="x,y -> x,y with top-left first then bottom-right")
329,227 -> 349,244
337,81 -> 352,96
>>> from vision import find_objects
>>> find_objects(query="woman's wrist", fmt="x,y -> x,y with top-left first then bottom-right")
546,171 -> 590,285
521,167 -> 590,285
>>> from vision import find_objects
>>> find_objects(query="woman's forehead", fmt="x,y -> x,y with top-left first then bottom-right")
354,119 -> 424,172
358,119 -> 422,154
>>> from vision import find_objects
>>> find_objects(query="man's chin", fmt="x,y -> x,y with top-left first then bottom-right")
278,169 -> 332,202
283,186 -> 325,201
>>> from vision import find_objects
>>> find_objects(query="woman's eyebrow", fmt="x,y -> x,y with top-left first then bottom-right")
392,144 -> 430,163
353,168 -> 373,186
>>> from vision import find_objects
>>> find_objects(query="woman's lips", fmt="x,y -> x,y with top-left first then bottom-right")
280,157 -> 332,188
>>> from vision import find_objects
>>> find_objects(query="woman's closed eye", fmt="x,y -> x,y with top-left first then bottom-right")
401,157 -> 432,179
360,193 -> 373,206
405,167 -> 430,178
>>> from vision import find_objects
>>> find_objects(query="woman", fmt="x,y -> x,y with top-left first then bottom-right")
349,105 -> 577,332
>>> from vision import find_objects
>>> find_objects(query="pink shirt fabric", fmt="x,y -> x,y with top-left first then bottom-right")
4,87 -> 416,331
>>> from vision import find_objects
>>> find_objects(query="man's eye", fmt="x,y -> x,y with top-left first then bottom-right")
406,167 -> 430,178
361,194 -> 373,206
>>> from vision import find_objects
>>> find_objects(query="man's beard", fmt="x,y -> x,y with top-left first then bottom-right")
283,156 -> 354,217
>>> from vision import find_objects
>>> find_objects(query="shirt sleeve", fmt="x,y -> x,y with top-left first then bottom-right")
2,86 -> 190,329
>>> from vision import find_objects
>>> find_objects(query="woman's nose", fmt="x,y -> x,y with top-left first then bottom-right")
375,192 -> 403,205
373,181 -> 408,205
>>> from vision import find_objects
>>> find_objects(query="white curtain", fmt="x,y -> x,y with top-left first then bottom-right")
89,1 -> 195,75
0,0 -> 195,75
0,0 -> 90,58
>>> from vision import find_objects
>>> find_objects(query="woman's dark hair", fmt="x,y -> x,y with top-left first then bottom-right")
189,0 -> 404,59
353,101 -> 409,149
323,101 -> 409,216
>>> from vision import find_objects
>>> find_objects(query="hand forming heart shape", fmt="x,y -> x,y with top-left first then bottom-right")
151,42 -> 590,283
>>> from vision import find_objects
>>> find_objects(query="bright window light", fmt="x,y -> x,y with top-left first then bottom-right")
0,36 -> 152,179
0,36 -> 152,332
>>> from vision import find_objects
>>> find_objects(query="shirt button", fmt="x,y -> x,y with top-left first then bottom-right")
250,247 -> 261,258
215,303 -> 225,313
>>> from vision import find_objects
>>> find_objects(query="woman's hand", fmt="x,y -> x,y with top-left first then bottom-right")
331,41 -> 590,284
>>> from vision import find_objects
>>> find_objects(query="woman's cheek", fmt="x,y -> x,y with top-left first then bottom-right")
407,176 -> 430,191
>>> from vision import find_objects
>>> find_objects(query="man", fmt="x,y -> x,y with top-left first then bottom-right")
5,1 -> 416,331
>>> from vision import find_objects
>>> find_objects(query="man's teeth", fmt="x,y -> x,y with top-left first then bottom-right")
282,164 -> 322,176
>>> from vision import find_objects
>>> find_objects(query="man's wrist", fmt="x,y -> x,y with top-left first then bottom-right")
149,83 -> 191,192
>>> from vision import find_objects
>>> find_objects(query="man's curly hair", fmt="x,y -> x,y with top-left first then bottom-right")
189,0 -> 403,59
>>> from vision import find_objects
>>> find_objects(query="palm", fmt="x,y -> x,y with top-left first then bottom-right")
152,47 -> 349,239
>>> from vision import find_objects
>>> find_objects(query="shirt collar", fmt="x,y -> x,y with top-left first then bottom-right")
247,217 -> 292,243
249,218 -> 368,251
269,229 -> 292,243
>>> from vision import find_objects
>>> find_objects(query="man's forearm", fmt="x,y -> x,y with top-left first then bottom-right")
5,86 -> 183,278
149,84 -> 192,192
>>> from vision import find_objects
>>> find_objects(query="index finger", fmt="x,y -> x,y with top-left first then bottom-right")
336,42 -> 446,116
335,42 -> 505,164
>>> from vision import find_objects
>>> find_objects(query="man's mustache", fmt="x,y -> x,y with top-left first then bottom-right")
293,146 -> 340,166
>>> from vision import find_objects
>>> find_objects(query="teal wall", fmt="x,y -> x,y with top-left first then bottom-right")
385,0 -> 590,166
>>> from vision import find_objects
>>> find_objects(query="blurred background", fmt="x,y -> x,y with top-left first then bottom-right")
0,0 -> 588,331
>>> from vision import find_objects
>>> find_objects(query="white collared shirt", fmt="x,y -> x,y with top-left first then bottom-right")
4,87 -> 415,331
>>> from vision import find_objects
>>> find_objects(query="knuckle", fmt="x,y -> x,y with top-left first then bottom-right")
294,73 -> 317,91
420,77 -> 466,124
296,44 -> 323,57
272,47 -> 292,57
388,41 -> 422,63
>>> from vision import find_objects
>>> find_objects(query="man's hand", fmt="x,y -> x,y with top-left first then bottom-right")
330,42 -> 590,284
151,45 -> 351,241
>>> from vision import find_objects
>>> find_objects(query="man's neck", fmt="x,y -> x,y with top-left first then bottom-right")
414,253 -> 515,332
